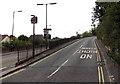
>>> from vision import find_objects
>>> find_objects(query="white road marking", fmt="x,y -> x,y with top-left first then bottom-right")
79,45 -> 83,49
86,54 -> 92,59
80,54 -> 92,59
81,47 -> 85,49
80,54 -> 86,59
72,49 -> 79,55
0,67 -> 7,71
47,60 -> 68,78
73,41 -> 86,55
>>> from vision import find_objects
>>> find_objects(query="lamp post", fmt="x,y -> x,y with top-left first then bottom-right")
11,10 -> 22,52
37,3 -> 57,49
12,10 -> 22,37
11,10 -> 22,63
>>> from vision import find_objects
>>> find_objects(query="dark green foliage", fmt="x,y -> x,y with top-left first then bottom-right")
82,31 -> 91,37
18,35 -> 29,41
2,42 -> 10,48
92,2 -> 120,64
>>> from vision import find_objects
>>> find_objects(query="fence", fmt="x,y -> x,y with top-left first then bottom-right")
2,37 -> 80,66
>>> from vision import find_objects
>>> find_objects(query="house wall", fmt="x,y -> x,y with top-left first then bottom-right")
1,36 -> 10,43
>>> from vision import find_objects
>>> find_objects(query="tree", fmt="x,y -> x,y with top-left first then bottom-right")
92,2 -> 120,64
82,31 -> 91,37
18,35 -> 29,41
91,28 -> 97,36
52,37 -> 61,40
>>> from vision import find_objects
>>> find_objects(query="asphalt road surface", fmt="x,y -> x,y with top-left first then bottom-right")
1,37 -> 110,83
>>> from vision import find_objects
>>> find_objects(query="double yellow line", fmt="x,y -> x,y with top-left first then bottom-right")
98,66 -> 105,84
94,40 -> 105,84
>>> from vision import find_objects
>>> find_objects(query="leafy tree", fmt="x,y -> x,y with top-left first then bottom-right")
82,31 -> 91,37
2,42 -> 10,48
52,37 -> 61,40
91,28 -> 97,35
18,35 -> 29,41
92,2 -> 120,64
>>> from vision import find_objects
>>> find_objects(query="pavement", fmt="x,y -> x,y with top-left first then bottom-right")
95,39 -> 120,83
1,47 -> 46,72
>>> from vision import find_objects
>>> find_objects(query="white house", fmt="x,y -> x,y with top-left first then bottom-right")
0,35 -> 10,43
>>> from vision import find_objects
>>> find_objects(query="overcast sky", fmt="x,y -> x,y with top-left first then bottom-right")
0,0 -> 97,38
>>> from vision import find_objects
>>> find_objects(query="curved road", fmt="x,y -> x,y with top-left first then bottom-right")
1,37 -> 110,83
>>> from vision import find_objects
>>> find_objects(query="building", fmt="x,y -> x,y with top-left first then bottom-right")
29,34 -> 44,41
0,35 -> 10,43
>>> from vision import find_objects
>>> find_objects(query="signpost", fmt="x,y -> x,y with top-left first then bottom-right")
31,16 -> 37,24
43,28 -> 52,49
31,15 -> 37,58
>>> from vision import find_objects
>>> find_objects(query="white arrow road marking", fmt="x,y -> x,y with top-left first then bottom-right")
47,60 -> 68,78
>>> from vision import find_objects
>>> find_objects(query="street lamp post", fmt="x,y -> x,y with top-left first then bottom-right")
11,10 -> 22,53
12,10 -> 22,37
11,10 -> 22,63
37,3 -> 57,49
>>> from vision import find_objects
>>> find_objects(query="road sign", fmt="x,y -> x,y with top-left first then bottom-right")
44,30 -> 49,34
44,34 -> 51,39
31,16 -> 37,24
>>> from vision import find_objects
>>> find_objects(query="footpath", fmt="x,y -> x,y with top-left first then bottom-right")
95,39 -> 120,83
1,39 -> 79,78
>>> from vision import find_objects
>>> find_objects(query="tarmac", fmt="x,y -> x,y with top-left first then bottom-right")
1,39 -> 79,78
1,38 -> 120,83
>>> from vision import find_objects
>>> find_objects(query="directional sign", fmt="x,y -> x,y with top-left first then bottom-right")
44,30 -> 49,34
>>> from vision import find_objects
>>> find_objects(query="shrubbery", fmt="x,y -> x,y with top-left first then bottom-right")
92,2 -> 120,64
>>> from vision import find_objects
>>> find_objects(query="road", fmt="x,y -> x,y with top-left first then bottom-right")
1,37 -> 110,83
0,47 -> 46,71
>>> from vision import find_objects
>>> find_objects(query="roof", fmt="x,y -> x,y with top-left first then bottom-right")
0,35 -> 9,40
29,34 -> 43,40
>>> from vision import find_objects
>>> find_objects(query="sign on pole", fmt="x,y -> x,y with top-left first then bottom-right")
31,16 -> 37,24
